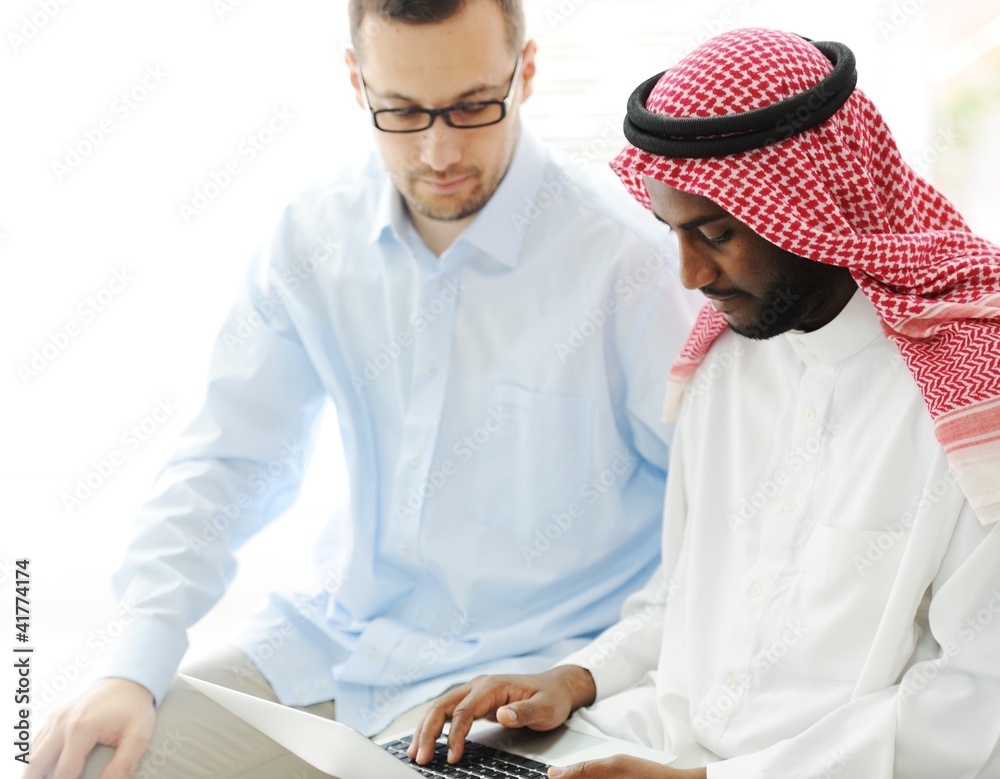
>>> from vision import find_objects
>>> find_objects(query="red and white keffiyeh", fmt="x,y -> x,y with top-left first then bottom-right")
611,28 -> 1000,524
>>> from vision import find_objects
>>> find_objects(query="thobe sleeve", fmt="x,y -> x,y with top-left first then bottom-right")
709,502 -> 1000,779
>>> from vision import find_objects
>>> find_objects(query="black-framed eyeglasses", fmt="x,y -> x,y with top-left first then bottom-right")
356,52 -> 523,133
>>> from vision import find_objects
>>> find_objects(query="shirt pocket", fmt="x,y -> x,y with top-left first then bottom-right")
468,382 -> 595,539
772,523 -> 909,682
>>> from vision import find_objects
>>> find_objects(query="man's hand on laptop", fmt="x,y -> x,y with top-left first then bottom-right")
22,677 -> 155,779
407,666 -> 597,765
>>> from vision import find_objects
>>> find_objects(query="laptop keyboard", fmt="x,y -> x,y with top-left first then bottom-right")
383,735 -> 549,778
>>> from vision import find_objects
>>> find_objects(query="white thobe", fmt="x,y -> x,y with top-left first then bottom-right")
562,290 -> 1000,778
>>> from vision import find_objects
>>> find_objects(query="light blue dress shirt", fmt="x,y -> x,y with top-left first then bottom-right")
104,129 -> 700,734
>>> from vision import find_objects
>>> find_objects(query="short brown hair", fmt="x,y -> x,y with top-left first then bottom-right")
349,0 -> 525,54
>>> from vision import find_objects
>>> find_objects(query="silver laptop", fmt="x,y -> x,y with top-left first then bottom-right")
182,675 -> 675,778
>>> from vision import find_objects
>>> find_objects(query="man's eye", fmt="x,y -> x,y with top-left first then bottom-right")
449,103 -> 491,119
703,229 -> 733,245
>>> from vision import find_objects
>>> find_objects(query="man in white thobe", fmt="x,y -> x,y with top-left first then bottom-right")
407,27 -> 1000,779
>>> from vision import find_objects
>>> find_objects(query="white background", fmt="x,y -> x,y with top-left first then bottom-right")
0,0 -> 986,732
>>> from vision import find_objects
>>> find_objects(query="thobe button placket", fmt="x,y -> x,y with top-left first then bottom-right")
748,581 -> 763,598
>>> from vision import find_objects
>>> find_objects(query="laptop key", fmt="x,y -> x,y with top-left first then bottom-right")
386,735 -> 549,778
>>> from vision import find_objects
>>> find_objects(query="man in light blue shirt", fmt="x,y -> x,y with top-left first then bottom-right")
26,1 -> 697,777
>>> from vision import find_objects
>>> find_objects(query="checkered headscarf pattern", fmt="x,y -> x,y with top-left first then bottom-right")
612,28 -> 1000,523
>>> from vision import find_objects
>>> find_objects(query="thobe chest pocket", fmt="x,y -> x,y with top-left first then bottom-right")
772,523 -> 910,682
468,382 -> 595,539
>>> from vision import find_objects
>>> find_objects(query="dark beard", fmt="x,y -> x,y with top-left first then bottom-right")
730,258 -> 852,340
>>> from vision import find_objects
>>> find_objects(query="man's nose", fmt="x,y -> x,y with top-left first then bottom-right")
678,242 -> 719,291
419,118 -> 463,171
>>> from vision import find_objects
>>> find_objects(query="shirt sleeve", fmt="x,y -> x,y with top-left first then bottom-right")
613,233 -> 702,473
708,502 -> 1000,779
97,231 -> 329,704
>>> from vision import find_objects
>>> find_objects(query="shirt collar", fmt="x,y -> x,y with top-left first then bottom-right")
784,289 -> 884,366
368,172 -> 405,246
366,128 -> 549,269
459,128 -> 547,269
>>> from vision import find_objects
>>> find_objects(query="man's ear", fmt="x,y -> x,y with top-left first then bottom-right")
345,49 -> 364,109
519,39 -> 538,103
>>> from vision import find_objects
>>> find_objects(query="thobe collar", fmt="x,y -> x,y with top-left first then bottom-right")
784,289 -> 884,367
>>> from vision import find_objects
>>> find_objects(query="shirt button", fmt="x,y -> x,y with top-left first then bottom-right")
363,648 -> 377,662
782,499 -> 797,513
748,581 -> 763,598
400,544 -> 412,557
724,674 -> 738,689
437,277 -> 447,289
415,606 -> 426,619
410,455 -> 423,468
804,408 -> 817,423
294,685 -> 306,696
426,365 -> 438,378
